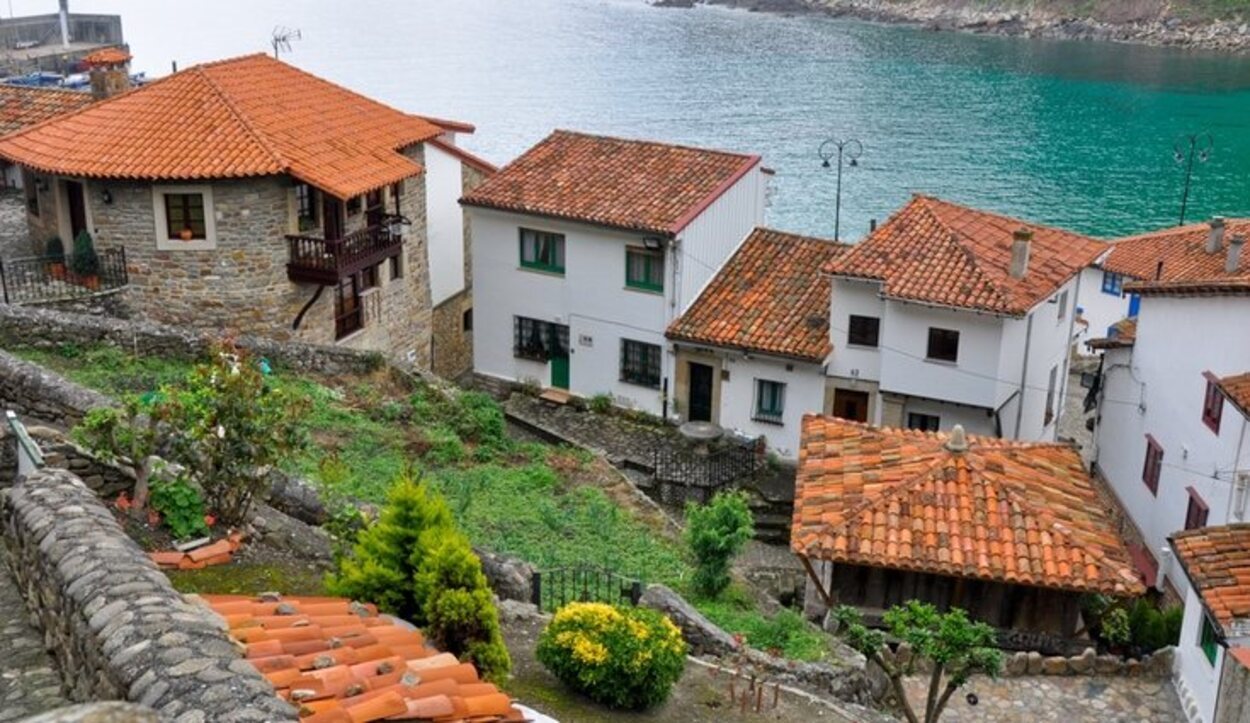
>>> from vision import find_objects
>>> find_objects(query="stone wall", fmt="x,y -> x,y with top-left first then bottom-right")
1,468 -> 297,722
0,349 -> 113,428
0,304 -> 384,377
1217,650 -> 1250,723
431,290 -> 473,379
20,288 -> 135,319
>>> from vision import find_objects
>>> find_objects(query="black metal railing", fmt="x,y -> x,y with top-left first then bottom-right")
0,248 -> 128,304
531,565 -> 643,613
653,437 -> 762,492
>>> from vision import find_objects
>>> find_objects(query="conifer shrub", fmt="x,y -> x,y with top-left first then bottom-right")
71,230 -> 99,277
537,602 -> 686,710
685,490 -> 754,597
415,534 -> 511,680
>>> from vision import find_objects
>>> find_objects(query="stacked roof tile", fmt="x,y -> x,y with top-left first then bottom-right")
0,54 -> 447,200
824,195 -> 1106,316
1107,219 -> 1250,297
201,594 -> 525,723
0,85 -> 93,137
666,227 -> 847,362
1086,317 -> 1137,350
460,130 -> 761,236
792,416 -> 1144,596
1216,373 -> 1250,420
1171,525 -> 1250,637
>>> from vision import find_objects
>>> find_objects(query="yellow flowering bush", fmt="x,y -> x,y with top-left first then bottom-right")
536,602 -> 687,710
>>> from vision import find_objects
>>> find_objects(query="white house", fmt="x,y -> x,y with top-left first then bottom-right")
666,227 -> 847,458
1088,222 -> 1250,597
822,195 -> 1106,441
1170,525 -> 1250,722
461,130 -> 769,415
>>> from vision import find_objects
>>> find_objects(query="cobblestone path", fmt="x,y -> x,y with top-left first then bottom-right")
903,674 -> 1185,723
0,553 -> 67,722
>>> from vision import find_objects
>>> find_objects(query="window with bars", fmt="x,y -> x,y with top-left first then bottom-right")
295,183 -> 319,231
164,193 -> 206,239
625,247 -> 664,292
513,316 -> 568,361
907,413 -> 940,432
848,315 -> 880,347
619,339 -> 661,388
753,379 -> 786,425
926,327 -> 960,363
1200,615 -> 1219,666
1185,487 -> 1210,530
1102,271 -> 1124,296
519,228 -> 565,274
1142,435 -> 1163,496
1202,373 -> 1223,434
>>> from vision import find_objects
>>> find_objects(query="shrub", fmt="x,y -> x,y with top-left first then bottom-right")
685,491 -> 754,597
71,230 -> 99,276
445,391 -> 506,444
148,476 -> 209,541
423,426 -> 466,467
1101,607 -> 1131,647
415,534 -> 511,680
537,602 -> 686,710
46,235 -> 64,262
1127,599 -> 1182,653
589,393 -> 613,414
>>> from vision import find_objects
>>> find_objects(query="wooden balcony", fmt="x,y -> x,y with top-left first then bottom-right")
286,222 -> 402,284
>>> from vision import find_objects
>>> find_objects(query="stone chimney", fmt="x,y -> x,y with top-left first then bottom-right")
944,425 -> 969,453
85,48 -> 132,101
1207,217 -> 1226,254
1228,234 -> 1245,275
1009,228 -> 1032,279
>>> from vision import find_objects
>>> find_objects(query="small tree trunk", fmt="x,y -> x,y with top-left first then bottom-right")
929,680 -> 961,723
130,455 -> 156,512
873,653 -> 920,723
923,662 -> 945,723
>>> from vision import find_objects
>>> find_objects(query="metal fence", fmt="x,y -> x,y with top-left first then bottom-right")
0,248 -> 128,304
531,565 -> 643,613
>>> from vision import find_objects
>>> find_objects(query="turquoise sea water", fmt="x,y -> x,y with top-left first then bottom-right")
69,0 -> 1250,239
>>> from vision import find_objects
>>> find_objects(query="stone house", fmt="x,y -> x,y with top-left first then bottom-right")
0,53 -> 494,369
794,416 -> 1143,637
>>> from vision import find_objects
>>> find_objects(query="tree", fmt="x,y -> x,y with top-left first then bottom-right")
684,490 -> 754,597
74,398 -> 162,511
415,534 -> 511,680
70,230 -> 98,277
834,601 -> 1002,723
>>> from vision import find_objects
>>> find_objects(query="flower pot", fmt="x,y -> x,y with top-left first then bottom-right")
82,275 -> 100,291
49,262 -> 65,280
179,228 -> 195,241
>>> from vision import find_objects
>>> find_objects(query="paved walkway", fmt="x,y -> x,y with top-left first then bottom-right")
902,673 -> 1184,723
0,553 -> 67,721
505,395 -> 678,468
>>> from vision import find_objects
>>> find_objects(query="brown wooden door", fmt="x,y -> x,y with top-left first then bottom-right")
365,189 -> 384,227
323,195 -> 343,240
833,389 -> 869,423
65,180 -> 87,240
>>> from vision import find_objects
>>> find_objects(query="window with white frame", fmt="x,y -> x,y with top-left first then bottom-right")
153,185 -> 217,250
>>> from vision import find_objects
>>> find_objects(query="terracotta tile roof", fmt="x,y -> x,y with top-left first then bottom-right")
824,195 -> 1107,316
81,46 -> 131,66
460,130 -> 761,236
667,227 -> 847,362
0,54 -> 447,200
200,594 -> 526,723
1085,317 -> 1137,350
1216,373 -> 1250,420
429,137 -> 497,176
1170,525 -> 1250,637
1126,277 -> 1250,297
792,416 -> 1144,596
1107,218 -> 1250,285
0,85 -> 93,137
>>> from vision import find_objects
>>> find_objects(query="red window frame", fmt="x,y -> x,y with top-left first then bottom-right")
1202,372 -> 1224,435
1142,434 -> 1163,496
1185,487 -> 1210,530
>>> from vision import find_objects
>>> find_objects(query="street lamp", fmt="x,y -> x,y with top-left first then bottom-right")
818,137 -> 863,241
1174,133 -> 1212,227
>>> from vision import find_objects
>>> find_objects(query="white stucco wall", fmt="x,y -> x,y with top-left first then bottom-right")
1076,264 -> 1134,346
1007,274 -> 1082,442
1177,585 -> 1223,723
828,278 -> 886,383
424,142 -> 467,305
673,165 -> 768,313
878,302 -> 1005,409
899,397 -> 998,437
716,353 -> 825,459
1093,295 -> 1250,595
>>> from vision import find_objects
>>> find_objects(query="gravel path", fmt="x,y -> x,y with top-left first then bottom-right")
0,553 -> 67,722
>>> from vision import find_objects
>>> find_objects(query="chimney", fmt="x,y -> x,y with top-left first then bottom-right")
59,0 -> 70,49
1228,234 -> 1245,274
944,425 -> 969,453
1009,228 -> 1032,279
86,50 -> 132,101
1206,216 -> 1226,254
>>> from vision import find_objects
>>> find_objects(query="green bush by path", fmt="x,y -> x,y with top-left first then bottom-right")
685,491 -> 754,597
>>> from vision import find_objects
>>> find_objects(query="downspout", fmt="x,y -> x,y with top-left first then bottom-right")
1055,273 -> 1082,438
1013,313 -> 1034,440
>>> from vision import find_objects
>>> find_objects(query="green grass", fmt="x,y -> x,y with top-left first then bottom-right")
167,563 -> 327,597
12,344 -> 195,397
692,586 -> 831,662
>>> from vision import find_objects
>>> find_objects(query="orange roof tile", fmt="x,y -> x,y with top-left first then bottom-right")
460,130 -> 761,236
824,195 -> 1107,316
1107,219 -> 1250,297
0,54 -> 446,200
80,46 -> 132,67
201,594 -> 524,723
667,227 -> 847,362
1216,373 -> 1250,420
792,416 -> 1144,596
1086,317 -> 1137,350
0,85 -> 93,137
1171,525 -> 1250,637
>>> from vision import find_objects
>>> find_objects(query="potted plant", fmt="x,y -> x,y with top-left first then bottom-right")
46,235 -> 65,279
179,227 -> 195,241
71,230 -> 100,289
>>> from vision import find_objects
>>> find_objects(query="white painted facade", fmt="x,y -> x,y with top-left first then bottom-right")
825,271 -> 1081,441
1091,295 -> 1250,597
423,142 -> 469,305
1174,583 -> 1234,723
1075,264 -> 1135,346
468,165 -> 768,415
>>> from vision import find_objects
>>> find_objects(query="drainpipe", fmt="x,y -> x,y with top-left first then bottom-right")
1013,313 -> 1034,440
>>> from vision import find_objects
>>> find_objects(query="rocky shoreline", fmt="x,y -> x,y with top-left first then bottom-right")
653,0 -> 1250,53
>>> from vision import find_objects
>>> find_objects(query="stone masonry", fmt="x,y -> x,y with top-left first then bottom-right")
429,160 -> 490,379
2,467 -> 297,722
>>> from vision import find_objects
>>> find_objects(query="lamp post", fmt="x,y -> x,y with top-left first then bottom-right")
1174,133 -> 1212,227
819,137 -> 862,241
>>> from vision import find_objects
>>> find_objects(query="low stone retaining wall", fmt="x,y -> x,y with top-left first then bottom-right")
1,468 -> 297,722
19,288 -> 135,320
0,304 -> 384,377
0,350 -> 113,429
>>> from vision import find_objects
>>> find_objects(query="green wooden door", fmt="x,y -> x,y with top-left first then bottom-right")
551,354 -> 570,390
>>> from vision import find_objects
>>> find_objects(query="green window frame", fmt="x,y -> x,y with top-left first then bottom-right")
1200,615 -> 1219,666
753,379 -> 785,425
625,247 -> 664,292
519,228 -> 565,274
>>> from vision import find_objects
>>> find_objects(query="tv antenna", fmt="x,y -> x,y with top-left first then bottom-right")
271,26 -> 302,59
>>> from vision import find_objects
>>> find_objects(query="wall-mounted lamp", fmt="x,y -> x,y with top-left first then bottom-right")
100,188 -> 113,205
642,236 -> 664,251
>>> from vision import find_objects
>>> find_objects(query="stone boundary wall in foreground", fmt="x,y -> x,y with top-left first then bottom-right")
0,350 -> 113,429
2,468 -> 297,722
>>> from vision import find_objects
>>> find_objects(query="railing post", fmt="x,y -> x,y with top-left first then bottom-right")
0,258 -> 7,304
630,580 -> 643,607
530,571 -> 542,609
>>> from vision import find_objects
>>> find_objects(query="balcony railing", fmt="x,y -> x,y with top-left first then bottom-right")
0,248 -> 128,304
286,221 -> 403,284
